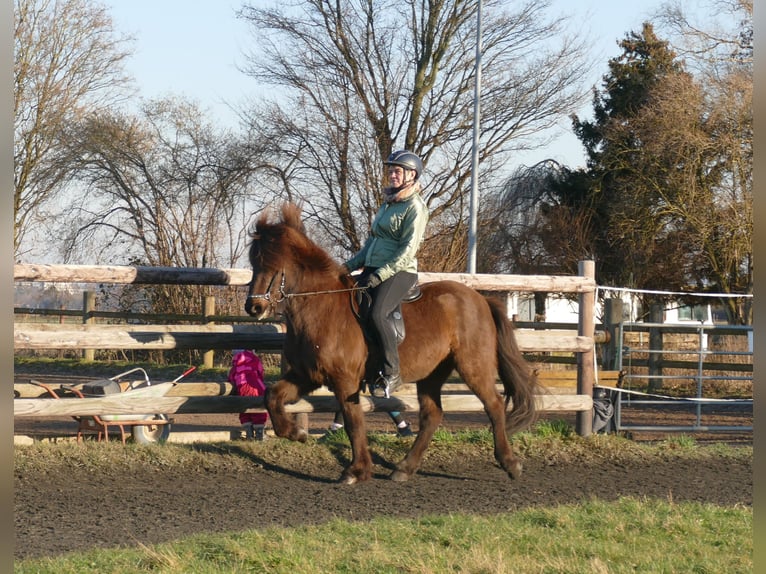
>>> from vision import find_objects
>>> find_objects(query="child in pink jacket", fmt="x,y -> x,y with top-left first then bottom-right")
229,350 -> 268,440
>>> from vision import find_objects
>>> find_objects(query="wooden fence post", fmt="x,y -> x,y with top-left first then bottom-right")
82,291 -> 95,362
576,260 -> 595,437
203,296 -> 215,369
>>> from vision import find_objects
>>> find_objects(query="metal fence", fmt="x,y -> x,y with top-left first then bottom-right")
611,322 -> 753,434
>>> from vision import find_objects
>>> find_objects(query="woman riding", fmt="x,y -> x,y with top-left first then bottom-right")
343,150 -> 429,398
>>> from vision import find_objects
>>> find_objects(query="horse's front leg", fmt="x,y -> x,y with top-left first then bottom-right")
391,387 -> 442,482
337,389 -> 372,484
265,378 -> 310,443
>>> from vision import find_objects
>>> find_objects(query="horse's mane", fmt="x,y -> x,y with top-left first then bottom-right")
249,202 -> 341,275
250,202 -> 304,236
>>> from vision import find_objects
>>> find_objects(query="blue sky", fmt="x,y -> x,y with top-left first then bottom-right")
104,0 -> 706,169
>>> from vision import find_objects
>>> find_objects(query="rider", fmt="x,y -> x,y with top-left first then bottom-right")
343,150 -> 429,398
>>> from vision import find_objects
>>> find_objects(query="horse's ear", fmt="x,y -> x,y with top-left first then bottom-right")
251,209 -> 273,237
281,202 -> 306,234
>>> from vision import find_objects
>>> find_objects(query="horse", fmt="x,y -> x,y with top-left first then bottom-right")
245,202 -> 538,484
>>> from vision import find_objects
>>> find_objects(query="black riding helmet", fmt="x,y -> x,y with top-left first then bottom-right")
384,150 -> 423,180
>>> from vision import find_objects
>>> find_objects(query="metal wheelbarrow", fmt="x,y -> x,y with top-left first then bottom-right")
31,366 -> 196,444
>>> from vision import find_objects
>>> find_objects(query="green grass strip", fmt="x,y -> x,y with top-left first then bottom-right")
15,497 -> 751,574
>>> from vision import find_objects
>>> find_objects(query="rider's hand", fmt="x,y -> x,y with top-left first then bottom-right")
359,273 -> 381,289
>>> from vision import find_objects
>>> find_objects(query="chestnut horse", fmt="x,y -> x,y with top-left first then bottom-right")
245,203 -> 538,484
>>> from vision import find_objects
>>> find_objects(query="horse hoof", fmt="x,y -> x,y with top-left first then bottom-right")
340,474 -> 358,485
390,470 -> 411,482
508,461 -> 523,480
294,428 -> 308,443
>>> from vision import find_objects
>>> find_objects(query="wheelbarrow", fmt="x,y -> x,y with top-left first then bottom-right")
30,366 -> 196,444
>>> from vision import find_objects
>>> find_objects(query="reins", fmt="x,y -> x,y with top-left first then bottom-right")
247,268 -> 367,304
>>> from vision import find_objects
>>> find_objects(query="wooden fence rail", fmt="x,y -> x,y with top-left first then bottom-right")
14,262 -> 600,435
14,263 -> 596,291
14,323 -> 594,353
13,393 -> 593,418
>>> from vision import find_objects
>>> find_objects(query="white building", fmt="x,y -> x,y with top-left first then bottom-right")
505,292 -> 716,327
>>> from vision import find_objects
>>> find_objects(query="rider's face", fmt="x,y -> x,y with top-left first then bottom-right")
387,166 -> 412,187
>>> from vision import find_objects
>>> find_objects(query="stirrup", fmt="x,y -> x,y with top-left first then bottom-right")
370,373 -> 401,399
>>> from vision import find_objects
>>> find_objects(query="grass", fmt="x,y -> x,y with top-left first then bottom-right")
14,497 -> 752,574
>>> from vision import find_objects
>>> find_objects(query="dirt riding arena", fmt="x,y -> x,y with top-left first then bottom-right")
14,383 -> 752,561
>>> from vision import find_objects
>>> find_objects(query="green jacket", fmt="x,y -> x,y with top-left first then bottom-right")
345,193 -> 429,282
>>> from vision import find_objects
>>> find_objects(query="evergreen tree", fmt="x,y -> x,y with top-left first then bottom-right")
568,24 -> 692,293
491,15 -> 751,324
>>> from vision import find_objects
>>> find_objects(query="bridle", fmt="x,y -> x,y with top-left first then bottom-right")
247,269 -> 287,304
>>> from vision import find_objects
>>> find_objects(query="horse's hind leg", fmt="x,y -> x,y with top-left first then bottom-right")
481,389 -> 522,479
463,370 -> 523,479
390,365 -> 451,481
264,378 -> 311,443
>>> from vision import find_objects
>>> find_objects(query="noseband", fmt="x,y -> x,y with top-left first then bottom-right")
247,269 -> 286,304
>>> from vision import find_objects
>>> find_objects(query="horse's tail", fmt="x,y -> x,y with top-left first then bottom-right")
486,297 -> 539,434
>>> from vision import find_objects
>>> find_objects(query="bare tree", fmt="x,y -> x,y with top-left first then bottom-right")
658,0 -> 752,71
237,0 -> 591,267
65,97 -> 260,268
63,97 -> 262,312
14,0 -> 133,257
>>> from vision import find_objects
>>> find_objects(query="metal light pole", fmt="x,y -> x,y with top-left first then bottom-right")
467,0 -> 482,274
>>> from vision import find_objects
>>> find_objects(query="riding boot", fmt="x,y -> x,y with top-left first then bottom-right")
369,320 -> 402,397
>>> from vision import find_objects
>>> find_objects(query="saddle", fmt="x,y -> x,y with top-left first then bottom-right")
390,282 -> 422,344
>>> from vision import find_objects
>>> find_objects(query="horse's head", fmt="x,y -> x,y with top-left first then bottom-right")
244,203 -> 317,318
245,205 -> 292,318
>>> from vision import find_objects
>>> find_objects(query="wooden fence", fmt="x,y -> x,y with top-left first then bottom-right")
14,261 -> 600,435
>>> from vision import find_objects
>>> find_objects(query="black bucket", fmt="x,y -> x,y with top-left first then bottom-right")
81,379 -> 121,396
